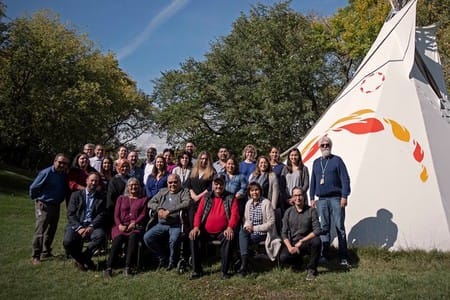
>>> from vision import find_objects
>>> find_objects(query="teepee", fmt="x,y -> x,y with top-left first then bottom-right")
291,0 -> 450,250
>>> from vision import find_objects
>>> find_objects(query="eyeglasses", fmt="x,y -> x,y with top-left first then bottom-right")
168,181 -> 177,184
320,143 -> 330,148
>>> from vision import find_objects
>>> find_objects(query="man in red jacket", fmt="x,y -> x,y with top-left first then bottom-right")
189,175 -> 239,280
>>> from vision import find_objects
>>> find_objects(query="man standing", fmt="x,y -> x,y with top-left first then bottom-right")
281,187 -> 322,280
89,144 -> 105,172
142,146 -> 157,185
63,172 -> 107,271
30,153 -> 70,265
128,151 -> 144,187
213,146 -> 229,174
144,174 -> 191,270
189,175 -> 239,280
310,136 -> 351,266
185,142 -> 197,163
83,144 -> 95,158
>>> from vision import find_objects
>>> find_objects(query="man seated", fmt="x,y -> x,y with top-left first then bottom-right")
189,175 -> 239,280
143,174 -> 191,270
63,172 -> 107,271
280,187 -> 322,281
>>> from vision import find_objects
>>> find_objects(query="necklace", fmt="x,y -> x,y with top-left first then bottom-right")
320,158 -> 329,185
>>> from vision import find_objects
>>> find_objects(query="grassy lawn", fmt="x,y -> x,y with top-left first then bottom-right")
0,169 -> 449,299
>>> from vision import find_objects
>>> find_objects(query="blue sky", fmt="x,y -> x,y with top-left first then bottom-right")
4,0 -> 348,95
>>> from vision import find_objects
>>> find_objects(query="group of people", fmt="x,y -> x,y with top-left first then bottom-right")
29,136 -> 351,281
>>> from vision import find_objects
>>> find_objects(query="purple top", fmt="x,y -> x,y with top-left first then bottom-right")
111,195 -> 147,240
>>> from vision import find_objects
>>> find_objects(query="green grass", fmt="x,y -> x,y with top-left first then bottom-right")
0,169 -> 449,299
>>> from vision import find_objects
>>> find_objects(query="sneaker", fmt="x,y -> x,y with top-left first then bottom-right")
306,269 -> 317,281
31,258 -> 41,266
339,259 -> 350,267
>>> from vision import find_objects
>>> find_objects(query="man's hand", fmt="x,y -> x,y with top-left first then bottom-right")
244,224 -> 253,233
84,226 -> 93,237
288,245 -> 299,254
311,199 -> 317,208
224,227 -> 234,240
158,209 -> 169,219
77,227 -> 86,237
189,227 -> 200,240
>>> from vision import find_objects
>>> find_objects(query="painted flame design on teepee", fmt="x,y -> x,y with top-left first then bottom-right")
300,110 -> 429,182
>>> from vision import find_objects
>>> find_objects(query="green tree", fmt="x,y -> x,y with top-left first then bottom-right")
153,2 -> 338,154
0,10 -> 154,168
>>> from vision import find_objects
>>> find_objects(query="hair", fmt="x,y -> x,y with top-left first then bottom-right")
319,135 -> 332,148
72,153 -> 89,168
252,156 -> 272,177
286,148 -> 304,173
177,150 -> 193,168
241,144 -> 257,160
100,157 -> 114,175
124,177 -> 142,196
54,153 -> 69,161
115,158 -> 130,174
291,186 -> 304,196
247,181 -> 263,196
190,150 -> 214,180
168,173 -> 181,186
151,154 -> 168,177
225,155 -> 240,175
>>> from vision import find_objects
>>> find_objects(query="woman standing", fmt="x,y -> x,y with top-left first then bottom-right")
104,178 -> 147,277
68,153 -> 99,197
281,148 -> 309,210
239,144 -> 257,180
145,154 -> 169,200
222,156 -> 247,218
249,156 -> 279,210
99,157 -> 115,189
172,151 -> 193,185
185,151 -> 215,226
268,146 -> 285,177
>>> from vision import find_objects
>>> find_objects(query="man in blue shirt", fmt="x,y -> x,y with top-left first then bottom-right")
310,136 -> 351,266
29,153 -> 70,265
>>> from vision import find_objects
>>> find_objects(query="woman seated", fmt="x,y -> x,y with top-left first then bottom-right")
237,182 -> 281,276
104,178 -> 147,277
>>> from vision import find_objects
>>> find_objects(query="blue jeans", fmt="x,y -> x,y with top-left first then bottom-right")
239,229 -> 266,256
316,196 -> 348,259
143,223 -> 181,264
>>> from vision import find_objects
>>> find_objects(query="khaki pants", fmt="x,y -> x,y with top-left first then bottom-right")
32,201 -> 60,259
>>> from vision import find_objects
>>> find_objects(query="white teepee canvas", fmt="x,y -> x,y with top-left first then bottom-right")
292,0 -> 450,251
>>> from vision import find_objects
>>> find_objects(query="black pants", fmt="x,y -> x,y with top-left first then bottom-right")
190,231 -> 235,274
279,235 -> 321,270
63,226 -> 106,264
107,232 -> 140,269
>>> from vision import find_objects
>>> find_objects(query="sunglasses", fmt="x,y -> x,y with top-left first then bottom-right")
320,143 -> 330,148
168,181 -> 177,184
57,161 -> 68,165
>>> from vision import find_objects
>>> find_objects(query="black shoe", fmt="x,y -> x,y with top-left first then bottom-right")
221,272 -> 231,280
84,259 -> 96,270
189,271 -> 203,280
236,267 -> 247,277
166,263 -> 175,271
74,260 -> 87,272
103,268 -> 112,278
41,252 -> 55,259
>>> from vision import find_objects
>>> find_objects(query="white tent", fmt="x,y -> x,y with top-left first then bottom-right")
292,0 -> 450,251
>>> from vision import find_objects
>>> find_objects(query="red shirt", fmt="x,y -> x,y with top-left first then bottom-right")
194,195 -> 239,234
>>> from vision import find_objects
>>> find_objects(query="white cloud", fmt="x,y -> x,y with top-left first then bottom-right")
117,0 -> 190,60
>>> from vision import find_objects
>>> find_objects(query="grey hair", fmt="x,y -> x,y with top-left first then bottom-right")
124,177 -> 141,196
319,136 -> 332,148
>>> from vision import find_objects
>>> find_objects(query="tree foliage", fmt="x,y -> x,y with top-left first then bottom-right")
153,0 -> 449,156
153,2 -> 340,154
0,10 -> 154,168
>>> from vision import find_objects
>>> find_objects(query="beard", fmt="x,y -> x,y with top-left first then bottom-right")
321,149 -> 331,158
